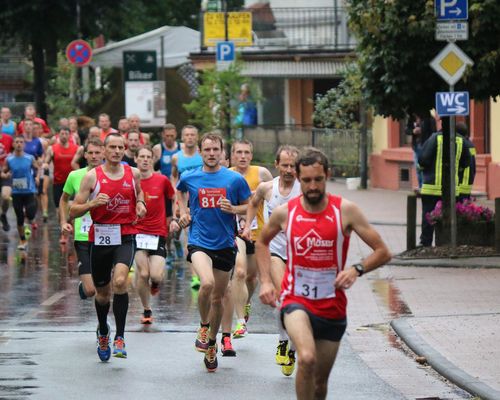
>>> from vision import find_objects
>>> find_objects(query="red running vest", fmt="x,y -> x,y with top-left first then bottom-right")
52,142 -> 78,184
88,164 -> 138,241
281,194 -> 350,320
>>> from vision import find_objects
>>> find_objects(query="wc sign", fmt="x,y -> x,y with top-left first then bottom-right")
435,91 -> 469,116
216,41 -> 235,71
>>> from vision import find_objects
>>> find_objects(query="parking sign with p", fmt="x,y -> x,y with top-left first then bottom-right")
216,41 -> 235,71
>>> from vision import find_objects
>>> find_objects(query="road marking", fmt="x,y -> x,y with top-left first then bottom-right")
40,291 -> 66,307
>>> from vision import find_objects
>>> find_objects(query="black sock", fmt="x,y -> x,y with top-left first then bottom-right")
95,300 -> 110,335
201,322 -> 210,328
113,293 -> 129,339
222,332 -> 230,339
208,338 -> 216,347
144,309 -> 152,317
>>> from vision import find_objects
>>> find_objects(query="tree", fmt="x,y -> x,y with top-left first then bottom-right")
346,0 -> 500,119
184,61 -> 256,140
313,64 -> 363,129
346,0 -> 500,245
0,0 -> 205,120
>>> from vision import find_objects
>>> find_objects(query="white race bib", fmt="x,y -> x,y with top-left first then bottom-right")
136,234 -> 159,250
80,214 -> 92,234
12,177 -> 28,189
294,266 -> 336,300
94,224 -> 121,246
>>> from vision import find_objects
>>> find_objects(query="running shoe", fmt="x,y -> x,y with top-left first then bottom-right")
141,309 -> 153,324
31,222 -> 38,230
244,303 -> 252,323
113,336 -> 127,358
190,275 -> 201,290
1,214 -> 10,232
43,211 -> 48,223
281,349 -> 295,376
150,281 -> 160,296
17,241 -> 27,251
195,326 -> 209,352
232,322 -> 247,339
24,224 -> 31,240
78,281 -> 87,300
204,344 -> 218,372
96,324 -> 111,362
275,340 -> 289,365
221,336 -> 236,357
174,240 -> 184,259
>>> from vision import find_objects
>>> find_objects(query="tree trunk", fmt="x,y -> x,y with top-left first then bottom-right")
31,40 -> 47,120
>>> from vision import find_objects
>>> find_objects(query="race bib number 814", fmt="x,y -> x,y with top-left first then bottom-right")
198,188 -> 226,208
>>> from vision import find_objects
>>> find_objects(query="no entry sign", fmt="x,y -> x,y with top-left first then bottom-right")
66,40 -> 93,67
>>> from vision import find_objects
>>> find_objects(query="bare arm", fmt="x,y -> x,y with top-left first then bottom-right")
71,146 -> 84,170
242,181 -> 271,240
59,192 -> 74,233
43,146 -> 53,168
69,170 -> 108,219
176,189 -> 190,229
255,203 -> 288,307
259,166 -> 273,183
132,168 -> 146,218
171,154 -> 179,186
335,199 -> 392,290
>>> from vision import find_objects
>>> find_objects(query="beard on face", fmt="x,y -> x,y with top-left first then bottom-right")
303,190 -> 325,205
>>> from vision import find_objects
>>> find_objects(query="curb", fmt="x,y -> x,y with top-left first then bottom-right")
388,257 -> 500,268
391,318 -> 500,400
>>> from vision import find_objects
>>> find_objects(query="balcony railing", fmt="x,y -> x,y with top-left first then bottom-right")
200,6 -> 356,52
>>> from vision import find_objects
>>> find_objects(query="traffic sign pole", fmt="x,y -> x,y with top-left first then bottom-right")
449,84 -> 457,251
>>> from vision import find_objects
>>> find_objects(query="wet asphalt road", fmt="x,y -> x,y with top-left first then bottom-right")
0,212 -> 470,399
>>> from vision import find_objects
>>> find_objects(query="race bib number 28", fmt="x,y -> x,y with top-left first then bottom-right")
94,224 -> 121,246
198,188 -> 226,208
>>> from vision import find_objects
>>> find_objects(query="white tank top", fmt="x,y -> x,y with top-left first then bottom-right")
265,177 -> 301,260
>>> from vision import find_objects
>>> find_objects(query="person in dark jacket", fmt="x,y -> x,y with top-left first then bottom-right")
418,114 -> 471,246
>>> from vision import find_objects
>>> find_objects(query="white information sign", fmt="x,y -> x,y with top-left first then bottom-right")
435,22 -> 468,41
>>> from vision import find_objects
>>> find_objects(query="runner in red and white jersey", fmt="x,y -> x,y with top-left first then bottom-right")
70,133 -> 146,362
134,146 -> 175,324
281,194 -> 350,319
256,147 -> 391,399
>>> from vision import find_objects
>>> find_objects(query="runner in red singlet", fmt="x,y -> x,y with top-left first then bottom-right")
256,148 -> 391,400
70,133 -> 146,362
134,146 -> 174,324
44,126 -> 78,243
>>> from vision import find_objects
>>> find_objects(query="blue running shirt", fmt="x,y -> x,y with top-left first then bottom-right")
7,154 -> 37,194
177,167 -> 251,250
177,151 -> 203,176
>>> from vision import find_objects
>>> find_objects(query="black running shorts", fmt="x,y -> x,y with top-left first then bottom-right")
135,236 -> 167,258
187,244 -> 236,272
281,303 -> 347,342
74,240 -> 91,275
89,235 -> 136,287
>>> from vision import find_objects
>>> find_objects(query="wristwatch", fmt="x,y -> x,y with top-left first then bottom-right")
353,263 -> 365,277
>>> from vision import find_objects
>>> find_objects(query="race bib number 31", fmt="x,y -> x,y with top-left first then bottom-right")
294,266 -> 336,300
198,188 -> 226,208
94,224 -> 121,246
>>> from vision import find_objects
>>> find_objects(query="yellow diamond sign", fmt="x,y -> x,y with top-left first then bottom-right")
430,43 -> 473,86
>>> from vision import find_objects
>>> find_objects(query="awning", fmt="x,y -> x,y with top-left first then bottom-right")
241,60 -> 350,78
91,26 -> 200,69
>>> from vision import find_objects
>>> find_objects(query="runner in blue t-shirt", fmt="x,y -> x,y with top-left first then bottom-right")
173,132 -> 251,373
2,135 -> 40,250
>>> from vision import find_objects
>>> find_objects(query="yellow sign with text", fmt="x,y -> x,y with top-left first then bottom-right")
203,12 -> 253,47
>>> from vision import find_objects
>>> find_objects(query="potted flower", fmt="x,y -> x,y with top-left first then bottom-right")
427,199 -> 495,246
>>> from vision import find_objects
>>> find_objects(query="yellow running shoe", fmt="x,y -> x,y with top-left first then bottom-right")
281,349 -> 295,376
275,340 -> 288,365
232,322 -> 247,338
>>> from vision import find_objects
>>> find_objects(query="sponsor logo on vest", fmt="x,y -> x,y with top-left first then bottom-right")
123,180 -> 131,188
296,214 -> 316,223
107,193 -> 130,213
294,229 -> 334,256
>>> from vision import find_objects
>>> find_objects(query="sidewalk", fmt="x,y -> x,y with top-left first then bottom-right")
328,180 -> 500,400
